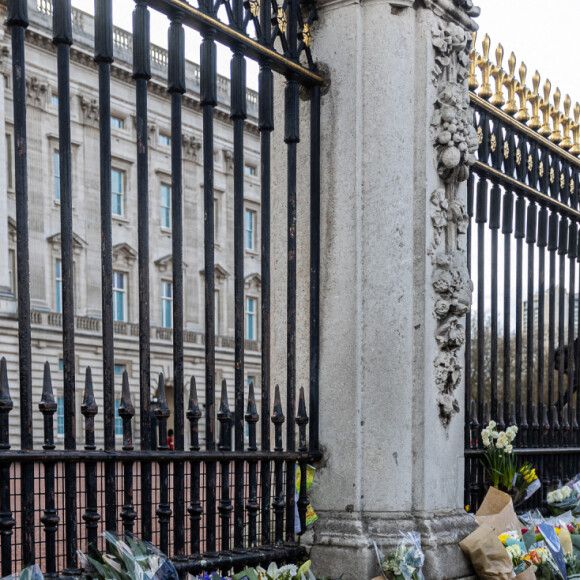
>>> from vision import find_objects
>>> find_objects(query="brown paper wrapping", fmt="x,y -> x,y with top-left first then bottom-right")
475,487 -> 522,534
514,566 -> 535,579
459,524 -> 516,580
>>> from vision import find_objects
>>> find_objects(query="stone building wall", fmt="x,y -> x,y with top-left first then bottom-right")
0,0 -> 263,449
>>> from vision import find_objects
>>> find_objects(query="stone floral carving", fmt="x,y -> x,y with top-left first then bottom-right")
182,135 -> 201,161
431,21 -> 478,184
429,11 -> 477,426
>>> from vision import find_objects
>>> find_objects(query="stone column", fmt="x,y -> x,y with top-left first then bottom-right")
271,1 -> 481,579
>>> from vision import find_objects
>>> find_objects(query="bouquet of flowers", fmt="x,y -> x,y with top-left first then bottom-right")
79,531 -> 179,580
481,421 -> 540,506
374,532 -> 425,580
547,485 -> 580,516
498,531 -> 528,575
522,546 -> 563,579
255,561 -> 315,580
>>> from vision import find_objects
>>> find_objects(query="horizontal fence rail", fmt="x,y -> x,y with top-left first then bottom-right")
1,0 -> 321,575
465,33 -> 580,511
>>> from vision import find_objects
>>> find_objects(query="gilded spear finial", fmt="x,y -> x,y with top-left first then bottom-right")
504,51 -> 518,115
515,61 -> 531,122
468,31 -> 479,91
570,102 -> 580,156
490,43 -> 507,107
539,78 -> 552,137
560,94 -> 573,150
549,87 -> 563,144
529,70 -> 542,130
477,33 -> 493,100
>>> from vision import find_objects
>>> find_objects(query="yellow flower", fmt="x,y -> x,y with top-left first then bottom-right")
465,505 -> 470,512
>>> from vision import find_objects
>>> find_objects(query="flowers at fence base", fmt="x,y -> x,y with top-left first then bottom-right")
480,421 -> 540,506
374,532 -> 425,580
255,560 -> 315,580
547,486 -> 573,505
79,531 -> 178,580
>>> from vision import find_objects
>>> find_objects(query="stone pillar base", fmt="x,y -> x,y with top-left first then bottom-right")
304,510 -> 477,580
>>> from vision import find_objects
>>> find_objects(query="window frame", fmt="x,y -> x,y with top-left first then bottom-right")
245,296 -> 257,341
245,208 -> 257,251
113,271 -> 127,322
160,183 -> 172,230
111,168 -> 125,217
161,281 -> 173,329
55,259 -> 62,313
53,150 -> 61,202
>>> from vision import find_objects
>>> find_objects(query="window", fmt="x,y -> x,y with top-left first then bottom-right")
8,250 -> 15,295
114,364 -> 126,436
214,197 -> 219,241
245,209 -> 256,251
161,281 -> 173,328
158,133 -> 171,146
58,358 -> 64,372
215,290 -> 220,334
6,135 -> 13,190
112,169 -> 124,216
244,164 -> 257,176
111,115 -> 124,129
55,260 -> 62,313
247,375 -> 256,388
245,297 -> 257,340
54,151 -> 60,201
160,184 -> 171,229
113,272 -> 127,322
57,396 -> 64,436
51,93 -> 59,106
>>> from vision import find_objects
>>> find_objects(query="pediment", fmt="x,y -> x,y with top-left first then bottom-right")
244,272 -> 261,291
113,243 -> 137,266
154,254 -> 189,273
47,231 -> 87,255
199,263 -> 230,282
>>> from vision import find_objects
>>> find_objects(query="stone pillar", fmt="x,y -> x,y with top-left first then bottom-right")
272,1 -> 481,579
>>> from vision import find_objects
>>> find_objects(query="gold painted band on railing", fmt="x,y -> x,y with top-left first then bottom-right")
147,0 -> 324,85
472,160 -> 580,220
470,92 -> 580,170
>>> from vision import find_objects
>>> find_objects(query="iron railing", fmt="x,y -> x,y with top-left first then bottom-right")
1,0 -> 322,575
465,33 -> 580,511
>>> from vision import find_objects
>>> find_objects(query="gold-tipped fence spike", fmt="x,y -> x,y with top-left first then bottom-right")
561,94 -> 573,150
529,70 -> 542,130
570,102 -> 580,156
490,43 -> 507,107
468,31 -> 479,91
477,33 -> 493,100
504,51 -> 518,115
515,60 -> 530,122
550,87 -> 563,144
539,78 -> 552,137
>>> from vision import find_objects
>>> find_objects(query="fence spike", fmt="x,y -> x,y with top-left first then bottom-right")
81,367 -> 98,418
296,387 -> 309,453
0,357 -> 13,414
187,376 -> 202,452
217,379 -> 231,451
245,381 -> 259,453
272,384 -> 285,424
119,371 -> 135,417
39,362 -> 57,415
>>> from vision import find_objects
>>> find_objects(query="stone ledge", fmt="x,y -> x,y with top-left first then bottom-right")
304,510 -> 477,580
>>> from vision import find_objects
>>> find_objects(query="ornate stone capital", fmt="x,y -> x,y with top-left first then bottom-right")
182,134 -> 201,162
422,0 -> 480,32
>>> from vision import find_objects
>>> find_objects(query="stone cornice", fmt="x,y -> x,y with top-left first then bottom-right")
2,19 -> 260,136
422,0 -> 479,32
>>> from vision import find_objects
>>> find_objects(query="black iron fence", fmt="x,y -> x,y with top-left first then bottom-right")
0,0 -> 322,575
465,34 -> 580,511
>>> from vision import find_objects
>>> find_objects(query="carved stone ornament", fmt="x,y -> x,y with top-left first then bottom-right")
431,23 -> 478,183
182,135 -> 201,161
429,9 -> 477,426
79,95 -> 99,122
26,76 -> 48,108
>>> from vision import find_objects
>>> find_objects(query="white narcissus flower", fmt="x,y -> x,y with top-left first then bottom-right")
496,440 -> 505,449
506,444 -> 513,453
488,420 -> 497,429
492,431 -> 499,439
